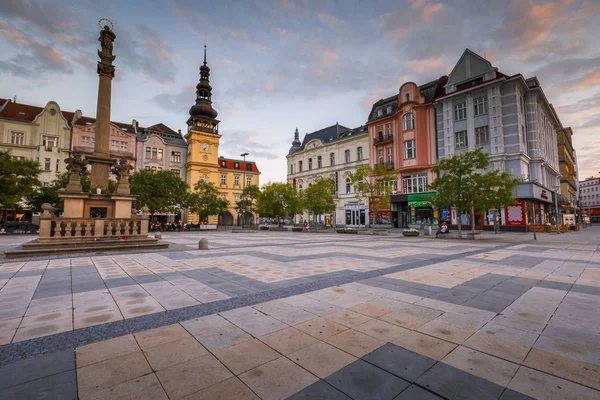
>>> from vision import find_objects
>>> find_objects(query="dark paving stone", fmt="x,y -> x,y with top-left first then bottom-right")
492,281 -> 533,296
42,267 -> 71,277
161,251 -> 197,260
499,388 -> 536,399
402,287 -> 437,298
132,274 -> 164,284
536,280 -> 573,291
0,369 -> 77,400
325,359 -> 410,400
415,361 -> 505,400
462,298 -> 512,313
0,349 -> 74,390
518,246 -> 551,254
71,266 -> 97,275
452,284 -> 487,294
32,287 -> 72,300
11,270 -> 42,278
430,289 -> 478,305
289,380 -> 352,399
571,284 -> 600,296
394,384 -> 444,400
362,344 -> 436,382
103,276 -> 136,289
495,255 -> 543,268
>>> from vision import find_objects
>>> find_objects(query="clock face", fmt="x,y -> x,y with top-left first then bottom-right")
202,144 -> 209,151
203,155 -> 208,160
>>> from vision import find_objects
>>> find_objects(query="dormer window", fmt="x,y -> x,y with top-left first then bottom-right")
234,162 -> 240,169
377,109 -> 382,117
386,106 -> 392,114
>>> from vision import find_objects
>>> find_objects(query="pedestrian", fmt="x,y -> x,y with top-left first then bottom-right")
435,222 -> 449,238
303,220 -> 308,232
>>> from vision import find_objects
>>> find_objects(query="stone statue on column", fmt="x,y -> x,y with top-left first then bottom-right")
64,152 -> 89,192
98,25 -> 116,77
111,157 -> 133,195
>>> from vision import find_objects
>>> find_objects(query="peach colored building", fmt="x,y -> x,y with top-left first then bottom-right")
367,78 -> 446,228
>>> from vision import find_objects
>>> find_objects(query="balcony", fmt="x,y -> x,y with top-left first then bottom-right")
377,162 -> 395,170
374,135 -> 393,145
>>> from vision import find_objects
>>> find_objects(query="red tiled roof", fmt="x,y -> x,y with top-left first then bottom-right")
0,98 -> 6,107
218,157 -> 260,173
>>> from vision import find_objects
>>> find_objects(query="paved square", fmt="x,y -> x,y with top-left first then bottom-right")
1,229 -> 600,399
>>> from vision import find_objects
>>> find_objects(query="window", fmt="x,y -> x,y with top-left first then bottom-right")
202,174 -> 207,182
454,102 -> 466,120
157,148 -> 163,161
357,147 -> 363,161
82,136 -> 94,147
377,180 -> 397,195
475,126 -> 489,146
55,159 -> 59,172
403,174 -> 428,194
317,155 -> 322,168
119,141 -> 128,152
386,123 -> 392,137
386,106 -> 392,114
151,148 -> 158,159
221,174 -> 226,184
474,96 -> 487,116
377,125 -> 383,138
345,149 -> 350,163
234,175 -> 240,185
404,140 -> 416,159
10,131 -> 25,145
299,184 -> 303,191
171,169 -> 180,176
171,151 -> 181,163
289,164 -> 294,174
405,93 -> 410,102
387,147 -> 393,163
403,113 -> 414,130
247,176 -> 252,186
110,140 -> 119,151
378,149 -> 383,164
455,130 -> 468,148
44,158 -> 51,171
146,147 -> 152,159
308,158 -> 313,170
11,156 -> 25,161
330,152 -> 335,166
43,136 -> 58,150
377,109 -> 382,117
234,194 -> 240,202
221,194 -> 227,201
346,178 -> 351,193
299,160 -> 303,172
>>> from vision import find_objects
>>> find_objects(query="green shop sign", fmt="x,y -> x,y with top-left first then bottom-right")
407,193 -> 436,202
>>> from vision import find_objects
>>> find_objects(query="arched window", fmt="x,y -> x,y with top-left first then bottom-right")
405,93 -> 410,102
317,155 -> 322,168
308,158 -> 313,170
202,174 -> 208,182
403,113 -> 414,130
346,178 -> 351,193
299,184 -> 303,191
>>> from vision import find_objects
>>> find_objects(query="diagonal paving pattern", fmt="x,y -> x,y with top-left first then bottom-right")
0,230 -> 599,399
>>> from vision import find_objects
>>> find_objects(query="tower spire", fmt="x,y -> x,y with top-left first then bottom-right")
188,44 -> 218,124
203,43 -> 207,65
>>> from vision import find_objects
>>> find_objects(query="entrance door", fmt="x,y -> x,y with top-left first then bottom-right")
391,211 -> 399,228
474,213 -> 484,230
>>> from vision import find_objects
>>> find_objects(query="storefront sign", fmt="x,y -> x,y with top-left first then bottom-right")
407,193 -> 436,202
505,202 -> 525,225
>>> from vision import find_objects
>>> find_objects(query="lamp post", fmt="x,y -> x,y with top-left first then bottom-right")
240,152 -> 249,228
554,185 -> 560,235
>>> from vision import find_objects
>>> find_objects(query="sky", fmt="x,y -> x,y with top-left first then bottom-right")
0,0 -> 599,185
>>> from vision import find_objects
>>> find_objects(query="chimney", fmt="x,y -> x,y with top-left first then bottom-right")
132,119 -> 139,128
178,129 -> 181,135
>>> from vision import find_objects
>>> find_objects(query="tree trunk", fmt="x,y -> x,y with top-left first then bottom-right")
471,205 -> 475,233
457,207 -> 462,239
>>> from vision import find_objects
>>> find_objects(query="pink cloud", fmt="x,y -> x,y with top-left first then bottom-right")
317,12 -> 347,27
0,20 -> 30,46
423,3 -> 444,22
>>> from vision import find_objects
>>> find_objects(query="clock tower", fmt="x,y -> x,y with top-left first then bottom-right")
185,45 -> 222,223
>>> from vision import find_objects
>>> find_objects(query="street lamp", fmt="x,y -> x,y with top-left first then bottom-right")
240,152 -> 249,228
554,185 -> 561,235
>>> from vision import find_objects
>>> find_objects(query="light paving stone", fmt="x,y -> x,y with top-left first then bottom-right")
269,308 -> 318,325
433,312 -> 487,332
134,324 -> 191,350
143,337 -> 209,371
181,314 -> 232,337
353,319 -> 411,342
325,329 -> 386,358
392,330 -> 457,361
239,357 -> 319,400
324,309 -> 372,328
74,308 -> 123,329
193,324 -> 253,352
0,317 -> 20,345
507,366 -> 600,400
533,335 -> 600,366
77,351 -> 152,399
259,327 -> 318,355
289,341 -> 357,379
25,294 -> 72,317
156,353 -> 233,400
442,346 -> 519,387
13,309 -> 73,342
523,348 -> 600,390
214,338 -> 280,375
296,316 -> 349,340
87,373 -> 168,400
347,303 -> 393,318
181,376 -> 259,400
416,320 -> 474,344
76,334 -> 139,368
377,310 -> 430,330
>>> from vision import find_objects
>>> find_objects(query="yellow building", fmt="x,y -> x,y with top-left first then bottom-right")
185,47 -> 260,225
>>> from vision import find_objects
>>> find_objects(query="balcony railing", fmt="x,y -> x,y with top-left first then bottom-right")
378,161 -> 394,170
374,135 -> 393,145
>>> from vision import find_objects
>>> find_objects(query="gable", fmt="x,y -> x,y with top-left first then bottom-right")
446,49 -> 495,87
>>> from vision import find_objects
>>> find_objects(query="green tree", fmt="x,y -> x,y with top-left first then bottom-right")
129,169 -> 188,214
256,182 -> 301,225
301,177 -> 336,222
349,163 -> 397,228
234,184 -> 261,224
187,180 -> 229,223
0,150 -> 42,210
28,170 -> 94,214
430,148 -> 519,238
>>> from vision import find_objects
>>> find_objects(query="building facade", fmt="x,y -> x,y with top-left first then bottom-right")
367,80 -> 445,228
184,48 -> 260,225
136,123 -> 187,180
435,49 -> 562,231
287,124 -> 370,227
579,177 -> 600,223
556,127 -> 578,214
0,100 -> 73,184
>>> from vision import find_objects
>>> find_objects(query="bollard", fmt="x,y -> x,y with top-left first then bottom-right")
154,232 -> 162,240
424,226 -> 432,236
199,238 -> 209,250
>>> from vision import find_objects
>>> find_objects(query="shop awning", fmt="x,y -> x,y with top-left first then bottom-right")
408,201 -> 432,207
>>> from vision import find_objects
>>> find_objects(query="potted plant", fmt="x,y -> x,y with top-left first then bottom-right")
94,184 -> 104,194
402,228 -> 420,237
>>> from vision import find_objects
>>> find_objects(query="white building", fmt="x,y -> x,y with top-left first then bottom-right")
286,124 -> 370,227
579,177 -> 600,223
135,123 -> 187,180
